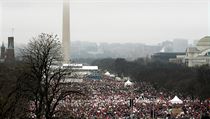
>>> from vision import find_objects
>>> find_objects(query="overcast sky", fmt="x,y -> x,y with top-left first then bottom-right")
0,0 -> 209,45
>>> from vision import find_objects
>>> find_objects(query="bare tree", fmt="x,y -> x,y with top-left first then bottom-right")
0,87 -> 18,118
21,33 -> 79,119
0,62 -> 29,119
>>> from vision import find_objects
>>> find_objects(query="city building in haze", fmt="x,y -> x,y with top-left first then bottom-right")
173,39 -> 188,52
159,41 -> 173,52
0,37 -> 15,62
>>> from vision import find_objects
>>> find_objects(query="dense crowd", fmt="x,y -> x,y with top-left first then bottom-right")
55,77 -> 210,119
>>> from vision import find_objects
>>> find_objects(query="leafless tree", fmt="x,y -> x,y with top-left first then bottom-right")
20,33 -> 79,119
0,63 -> 29,119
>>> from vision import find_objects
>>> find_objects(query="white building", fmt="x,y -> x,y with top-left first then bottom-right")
62,63 -> 100,82
170,36 -> 210,67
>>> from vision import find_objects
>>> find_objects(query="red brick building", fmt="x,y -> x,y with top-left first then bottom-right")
0,37 -> 15,62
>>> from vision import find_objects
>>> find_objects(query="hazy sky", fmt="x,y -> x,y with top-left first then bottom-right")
0,0 -> 209,45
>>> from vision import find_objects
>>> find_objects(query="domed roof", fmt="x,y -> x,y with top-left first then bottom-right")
197,36 -> 210,47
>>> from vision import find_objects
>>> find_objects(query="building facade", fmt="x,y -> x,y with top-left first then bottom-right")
0,37 -> 15,62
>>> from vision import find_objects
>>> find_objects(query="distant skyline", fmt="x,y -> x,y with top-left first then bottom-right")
0,0 -> 209,45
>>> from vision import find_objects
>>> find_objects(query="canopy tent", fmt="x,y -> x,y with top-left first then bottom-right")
124,80 -> 133,87
110,74 -> 115,78
104,71 -> 110,76
169,96 -> 183,104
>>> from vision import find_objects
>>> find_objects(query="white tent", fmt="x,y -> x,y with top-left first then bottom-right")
115,77 -> 121,81
104,71 -> 110,76
124,80 -> 133,87
110,74 -> 115,78
169,96 -> 183,104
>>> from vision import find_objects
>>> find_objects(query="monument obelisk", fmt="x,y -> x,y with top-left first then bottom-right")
0,1 -> 2,41
62,0 -> 70,63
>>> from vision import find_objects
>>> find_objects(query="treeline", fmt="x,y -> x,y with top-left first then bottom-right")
92,58 -> 210,100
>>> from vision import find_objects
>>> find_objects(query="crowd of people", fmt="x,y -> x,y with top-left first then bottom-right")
55,77 -> 210,119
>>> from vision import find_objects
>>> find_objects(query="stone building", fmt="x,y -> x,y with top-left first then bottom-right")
0,37 -> 15,62
170,36 -> 210,67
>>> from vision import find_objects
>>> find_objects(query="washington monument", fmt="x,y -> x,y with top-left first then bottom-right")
62,0 -> 70,63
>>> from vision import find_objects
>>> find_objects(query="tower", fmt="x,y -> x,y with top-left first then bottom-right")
62,0 -> 70,63
1,42 -> 5,59
5,37 -> 15,62
8,37 -> 14,49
